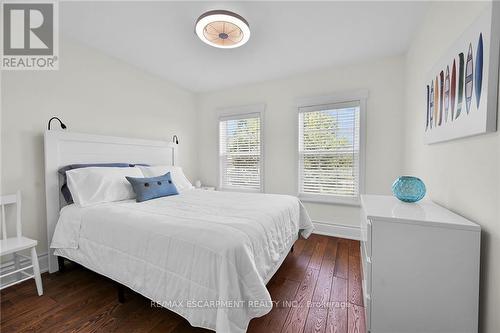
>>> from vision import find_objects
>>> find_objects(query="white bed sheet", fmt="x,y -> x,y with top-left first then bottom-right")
51,189 -> 313,332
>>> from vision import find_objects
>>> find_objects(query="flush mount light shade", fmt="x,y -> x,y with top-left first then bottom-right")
195,10 -> 250,49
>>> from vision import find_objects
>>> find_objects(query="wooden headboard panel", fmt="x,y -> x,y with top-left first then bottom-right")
44,131 -> 177,273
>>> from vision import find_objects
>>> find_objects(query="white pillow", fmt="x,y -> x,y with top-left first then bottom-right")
138,165 -> 194,192
66,167 -> 143,207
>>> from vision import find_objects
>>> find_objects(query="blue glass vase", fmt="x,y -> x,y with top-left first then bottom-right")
391,176 -> 426,203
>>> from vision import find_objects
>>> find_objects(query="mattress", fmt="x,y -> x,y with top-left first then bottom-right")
51,189 -> 313,332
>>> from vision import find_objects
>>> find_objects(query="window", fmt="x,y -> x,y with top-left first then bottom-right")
298,97 -> 364,204
219,109 -> 263,192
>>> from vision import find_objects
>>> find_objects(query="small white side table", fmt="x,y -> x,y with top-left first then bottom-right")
196,186 -> 216,191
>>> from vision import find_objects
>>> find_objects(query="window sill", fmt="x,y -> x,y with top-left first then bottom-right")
298,193 -> 360,207
219,187 -> 262,194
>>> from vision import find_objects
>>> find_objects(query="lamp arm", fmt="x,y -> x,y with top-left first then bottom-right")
47,117 -> 67,130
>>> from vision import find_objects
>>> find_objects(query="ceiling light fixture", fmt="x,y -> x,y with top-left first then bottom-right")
195,10 -> 250,49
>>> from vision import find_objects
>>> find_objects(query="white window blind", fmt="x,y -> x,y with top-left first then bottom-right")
298,101 -> 361,201
219,113 -> 262,191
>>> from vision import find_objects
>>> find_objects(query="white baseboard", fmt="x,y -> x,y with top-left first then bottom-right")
0,252 -> 48,289
312,220 -> 361,240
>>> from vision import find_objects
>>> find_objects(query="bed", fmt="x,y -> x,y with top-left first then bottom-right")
44,131 -> 313,333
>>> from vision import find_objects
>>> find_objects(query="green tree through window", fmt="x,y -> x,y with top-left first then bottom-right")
220,115 -> 261,190
299,106 -> 360,197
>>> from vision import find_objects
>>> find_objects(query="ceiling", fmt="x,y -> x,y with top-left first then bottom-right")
61,1 -> 429,93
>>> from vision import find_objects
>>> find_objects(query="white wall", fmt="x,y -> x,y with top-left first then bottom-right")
197,56 -> 405,229
0,72 -> 3,196
403,2 -> 499,332
0,38 -> 198,255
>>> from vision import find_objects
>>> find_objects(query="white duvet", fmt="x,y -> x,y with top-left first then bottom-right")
51,189 -> 313,332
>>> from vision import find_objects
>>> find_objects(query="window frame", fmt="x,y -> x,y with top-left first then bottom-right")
296,90 -> 367,206
217,104 -> 265,193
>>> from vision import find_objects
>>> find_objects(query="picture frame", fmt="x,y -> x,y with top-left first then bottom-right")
424,2 -> 500,144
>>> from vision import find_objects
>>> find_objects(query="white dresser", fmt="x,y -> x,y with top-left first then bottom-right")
360,195 -> 480,333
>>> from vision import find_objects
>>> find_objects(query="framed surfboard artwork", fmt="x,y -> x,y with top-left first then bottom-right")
424,2 -> 500,144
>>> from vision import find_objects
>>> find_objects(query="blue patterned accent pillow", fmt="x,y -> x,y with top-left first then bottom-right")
126,172 -> 179,202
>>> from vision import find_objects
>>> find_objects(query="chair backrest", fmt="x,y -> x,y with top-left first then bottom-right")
0,190 -> 22,240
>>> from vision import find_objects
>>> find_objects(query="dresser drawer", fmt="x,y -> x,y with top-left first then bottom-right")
360,216 -> 372,258
362,278 -> 371,331
361,242 -> 372,296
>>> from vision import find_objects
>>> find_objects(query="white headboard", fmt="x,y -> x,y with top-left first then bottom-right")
44,130 -> 177,273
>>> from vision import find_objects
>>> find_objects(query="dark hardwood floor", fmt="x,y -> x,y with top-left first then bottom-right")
0,235 -> 365,333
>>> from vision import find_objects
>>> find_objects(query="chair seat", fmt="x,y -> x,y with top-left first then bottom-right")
0,237 -> 38,256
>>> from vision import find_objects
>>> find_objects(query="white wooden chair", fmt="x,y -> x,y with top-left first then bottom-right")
0,191 -> 43,295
